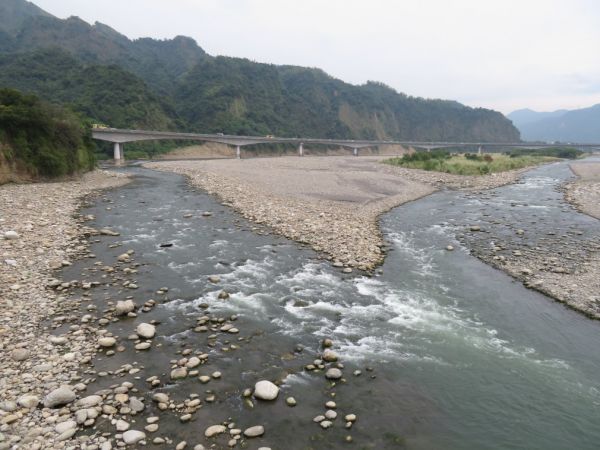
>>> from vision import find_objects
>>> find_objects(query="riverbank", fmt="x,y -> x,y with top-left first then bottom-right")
0,170 -> 129,448
146,156 -> 526,271
564,162 -> 600,219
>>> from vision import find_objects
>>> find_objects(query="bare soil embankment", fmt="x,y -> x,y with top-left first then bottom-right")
146,156 -> 525,271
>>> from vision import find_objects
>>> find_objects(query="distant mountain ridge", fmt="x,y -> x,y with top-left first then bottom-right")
508,105 -> 600,143
0,0 -> 520,145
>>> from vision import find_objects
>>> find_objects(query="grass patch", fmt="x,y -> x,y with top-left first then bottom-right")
384,152 -> 556,175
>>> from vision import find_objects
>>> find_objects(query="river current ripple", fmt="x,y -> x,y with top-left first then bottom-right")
65,161 -> 600,450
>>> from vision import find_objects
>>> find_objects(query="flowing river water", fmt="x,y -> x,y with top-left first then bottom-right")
61,160 -> 600,449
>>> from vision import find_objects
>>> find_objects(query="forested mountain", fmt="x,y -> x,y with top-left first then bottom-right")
0,49 -> 178,130
508,106 -> 600,143
0,88 -> 96,181
0,0 -> 520,144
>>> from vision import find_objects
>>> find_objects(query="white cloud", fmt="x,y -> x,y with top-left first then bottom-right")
33,0 -> 600,113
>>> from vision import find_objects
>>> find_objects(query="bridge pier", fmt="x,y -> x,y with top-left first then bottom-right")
353,148 -> 358,156
236,145 -> 241,159
113,143 -> 124,161
298,142 -> 304,157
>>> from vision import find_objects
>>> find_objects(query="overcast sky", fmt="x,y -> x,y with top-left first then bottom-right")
33,0 -> 600,114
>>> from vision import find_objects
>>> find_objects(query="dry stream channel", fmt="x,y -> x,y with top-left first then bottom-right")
56,161 -> 600,449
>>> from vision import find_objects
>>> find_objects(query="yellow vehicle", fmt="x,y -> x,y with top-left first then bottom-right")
92,123 -> 109,129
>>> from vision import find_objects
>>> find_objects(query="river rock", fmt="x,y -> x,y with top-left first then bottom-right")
129,397 -> 145,412
0,401 -> 17,412
185,356 -> 201,368
152,393 -> 169,403
122,430 -> 146,444
322,349 -> 338,362
117,253 -> 130,262
11,348 -> 29,361
115,300 -> 136,315
320,420 -> 333,429
17,395 -> 39,409
98,337 -> 116,347
325,368 -> 342,380
76,395 -> 102,408
205,424 -> 226,437
55,420 -> 77,434
44,386 -> 76,408
171,367 -> 188,380
136,323 -> 156,338
253,380 -> 279,400
4,231 -> 19,240
243,425 -> 265,437
116,419 -> 130,431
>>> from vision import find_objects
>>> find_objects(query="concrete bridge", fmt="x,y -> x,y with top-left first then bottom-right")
92,128 -> 600,161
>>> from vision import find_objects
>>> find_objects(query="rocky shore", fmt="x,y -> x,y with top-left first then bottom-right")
563,162 -> 600,219
146,156 -> 525,271
0,170 -> 129,449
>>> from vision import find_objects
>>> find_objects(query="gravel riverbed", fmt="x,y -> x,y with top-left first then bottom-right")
563,162 -> 600,219
0,170 -> 129,449
145,156 -> 524,271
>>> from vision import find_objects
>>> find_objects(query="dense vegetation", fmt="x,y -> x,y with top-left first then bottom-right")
505,147 -> 583,159
384,151 -> 555,175
0,0 -> 521,161
0,88 -> 95,179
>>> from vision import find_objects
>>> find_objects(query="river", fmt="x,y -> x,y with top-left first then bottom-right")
62,160 -> 600,449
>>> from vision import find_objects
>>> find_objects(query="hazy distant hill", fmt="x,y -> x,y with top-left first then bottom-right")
508,106 -> 600,143
0,0 -> 520,143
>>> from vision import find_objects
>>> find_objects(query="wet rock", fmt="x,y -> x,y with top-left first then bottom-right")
136,322 -> 156,338
115,300 -> 136,315
129,397 -> 144,412
186,357 -> 201,368
171,367 -> 188,380
325,409 -> 337,419
117,253 -> 131,262
122,430 -> 146,444
116,419 -> 130,431
152,393 -> 169,403
243,425 -> 265,437
98,337 -> 116,347
320,420 -> 333,429
208,275 -> 220,283
205,424 -> 226,437
286,397 -> 297,406
100,228 -> 120,236
44,386 -> 76,408
325,368 -> 342,380
253,380 -> 279,400
322,349 -> 338,362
